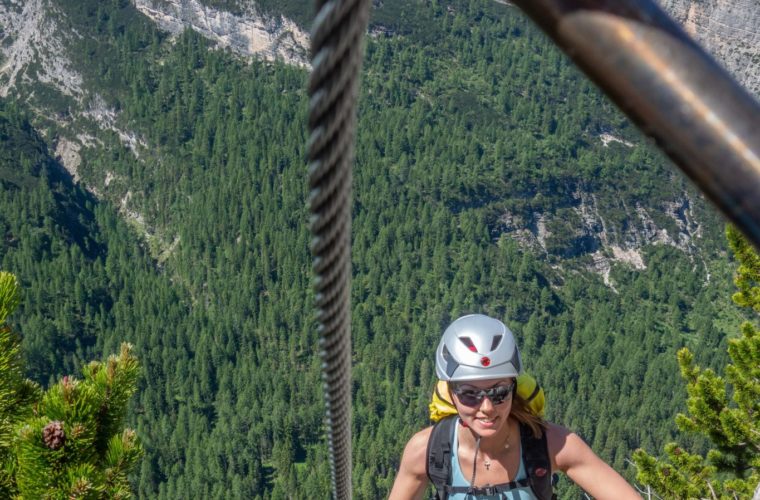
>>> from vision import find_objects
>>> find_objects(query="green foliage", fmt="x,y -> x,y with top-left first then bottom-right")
727,226 -> 760,313
0,272 -> 41,499
0,271 -> 21,324
13,346 -> 143,499
0,272 -> 142,498
633,229 -> 760,498
245,0 -> 313,27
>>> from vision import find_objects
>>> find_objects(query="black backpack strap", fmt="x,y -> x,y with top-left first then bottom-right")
519,423 -> 557,500
426,416 -> 458,500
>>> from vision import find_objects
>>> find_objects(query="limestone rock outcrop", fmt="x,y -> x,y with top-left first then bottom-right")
132,0 -> 309,67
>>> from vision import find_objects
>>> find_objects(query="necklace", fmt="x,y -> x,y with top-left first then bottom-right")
476,426 -> 511,472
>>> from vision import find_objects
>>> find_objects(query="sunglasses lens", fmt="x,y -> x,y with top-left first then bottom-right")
454,383 -> 514,406
488,388 -> 509,405
489,386 -> 510,405
457,391 -> 482,406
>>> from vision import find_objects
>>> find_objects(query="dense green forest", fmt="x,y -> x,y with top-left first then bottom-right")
0,0 -> 746,497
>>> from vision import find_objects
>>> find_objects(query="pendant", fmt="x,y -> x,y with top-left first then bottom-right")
484,459 -> 491,470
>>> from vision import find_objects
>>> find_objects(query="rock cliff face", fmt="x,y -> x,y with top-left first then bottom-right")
132,0 -> 309,67
0,0 -> 82,99
498,186 -> 707,286
0,0 -> 309,101
658,0 -> 760,96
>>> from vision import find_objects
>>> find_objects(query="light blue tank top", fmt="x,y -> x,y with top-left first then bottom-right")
449,422 -> 538,500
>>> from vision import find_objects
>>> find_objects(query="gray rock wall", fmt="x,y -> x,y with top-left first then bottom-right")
132,0 -> 310,67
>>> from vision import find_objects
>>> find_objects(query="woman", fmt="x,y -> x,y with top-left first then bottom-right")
389,314 -> 640,499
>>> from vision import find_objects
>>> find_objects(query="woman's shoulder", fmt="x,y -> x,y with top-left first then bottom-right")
398,426 -> 435,478
406,426 -> 434,457
543,421 -> 571,441
389,426 -> 437,499
542,421 -> 595,472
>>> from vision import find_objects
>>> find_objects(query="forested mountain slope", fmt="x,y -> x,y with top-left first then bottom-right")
0,0 -> 752,498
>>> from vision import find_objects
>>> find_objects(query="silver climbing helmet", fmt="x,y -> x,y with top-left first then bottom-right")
435,314 -> 522,382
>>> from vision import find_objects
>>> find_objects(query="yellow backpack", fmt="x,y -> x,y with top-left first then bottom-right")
429,373 -> 545,422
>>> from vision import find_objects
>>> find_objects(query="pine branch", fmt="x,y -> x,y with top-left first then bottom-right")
632,228 -> 760,498
0,271 -> 143,499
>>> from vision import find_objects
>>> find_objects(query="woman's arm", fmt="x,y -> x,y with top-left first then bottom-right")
546,423 -> 641,499
388,427 -> 433,500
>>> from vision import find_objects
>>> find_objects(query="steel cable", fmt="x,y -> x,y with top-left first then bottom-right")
308,0 -> 371,498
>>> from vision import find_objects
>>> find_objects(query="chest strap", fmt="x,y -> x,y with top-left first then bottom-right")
443,477 -> 532,495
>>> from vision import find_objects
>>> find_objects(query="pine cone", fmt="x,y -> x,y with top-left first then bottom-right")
42,421 -> 65,450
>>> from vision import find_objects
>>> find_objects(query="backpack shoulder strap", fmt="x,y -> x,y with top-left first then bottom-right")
426,416 -> 458,500
519,423 -> 557,500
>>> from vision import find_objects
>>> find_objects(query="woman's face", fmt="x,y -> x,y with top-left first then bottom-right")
450,378 -> 515,436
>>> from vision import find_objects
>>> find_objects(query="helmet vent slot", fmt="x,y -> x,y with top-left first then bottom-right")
490,335 -> 503,352
459,337 -> 477,352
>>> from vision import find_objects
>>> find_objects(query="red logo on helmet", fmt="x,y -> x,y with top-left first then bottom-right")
480,356 -> 491,367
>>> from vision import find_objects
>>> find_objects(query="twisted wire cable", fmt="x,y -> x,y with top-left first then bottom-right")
308,0 -> 370,498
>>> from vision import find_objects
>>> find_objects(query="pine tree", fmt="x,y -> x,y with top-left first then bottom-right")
632,227 -> 760,499
0,271 -> 41,498
0,271 -> 143,499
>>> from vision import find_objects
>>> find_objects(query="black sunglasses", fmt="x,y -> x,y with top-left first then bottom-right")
452,382 -> 515,407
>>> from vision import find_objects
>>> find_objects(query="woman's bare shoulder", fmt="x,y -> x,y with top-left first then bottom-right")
542,421 -> 587,471
543,421 -> 572,442
543,422 -> 622,476
388,426 -> 435,499
401,426 -> 434,473
411,425 -> 434,443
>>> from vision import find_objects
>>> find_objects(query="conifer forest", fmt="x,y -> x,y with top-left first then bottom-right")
0,0 -> 757,498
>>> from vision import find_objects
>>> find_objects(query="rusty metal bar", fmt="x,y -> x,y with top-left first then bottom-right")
510,0 -> 760,250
